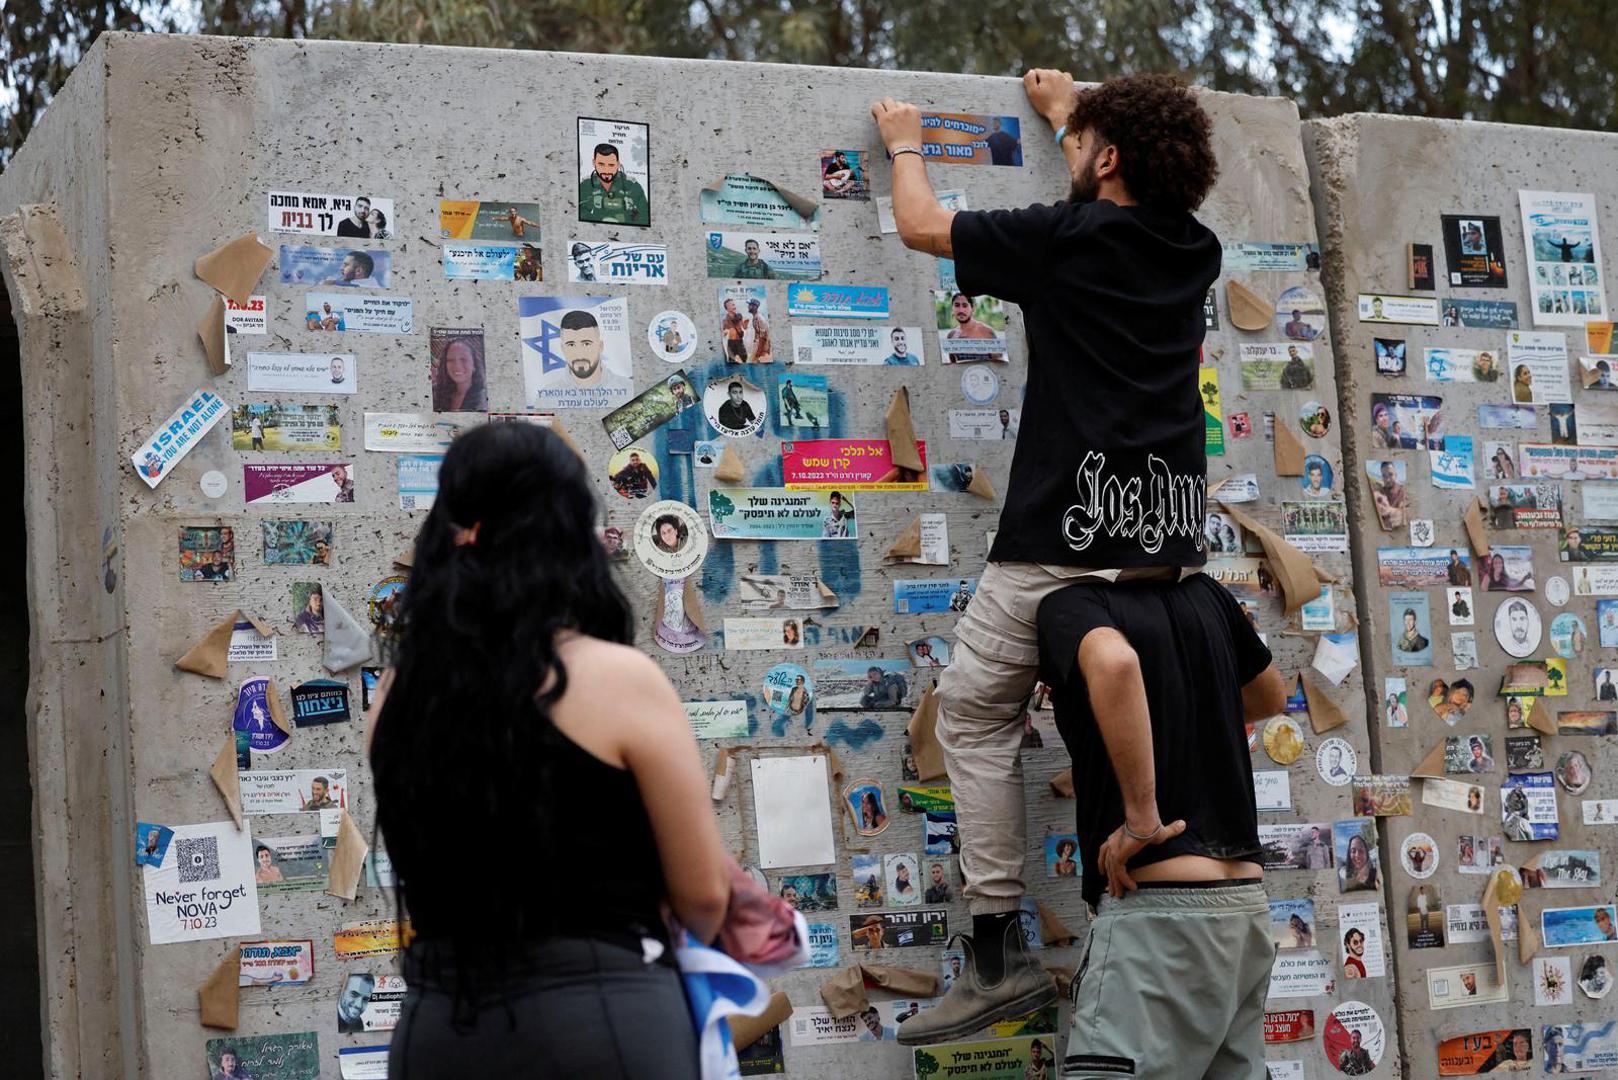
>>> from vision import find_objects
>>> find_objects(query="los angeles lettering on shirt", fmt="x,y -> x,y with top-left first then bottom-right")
1062,450 -> 1207,555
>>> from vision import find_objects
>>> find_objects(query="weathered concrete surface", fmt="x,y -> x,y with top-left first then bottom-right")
1307,113 -> 1618,1080
2,33 -> 1381,1078
0,50 -> 139,1080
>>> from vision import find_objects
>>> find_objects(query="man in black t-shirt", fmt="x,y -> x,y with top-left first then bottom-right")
1037,574 -> 1284,1077
876,72 -> 1223,1044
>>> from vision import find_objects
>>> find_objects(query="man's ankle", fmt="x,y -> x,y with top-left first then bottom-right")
971,911 -> 1021,983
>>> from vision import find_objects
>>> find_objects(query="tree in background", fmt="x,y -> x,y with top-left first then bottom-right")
6,0 -> 1618,167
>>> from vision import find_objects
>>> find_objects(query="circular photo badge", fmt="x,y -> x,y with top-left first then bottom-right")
1276,285 -> 1327,342
704,375 -> 767,438
233,675 -> 289,754
1401,831 -> 1439,879
1300,401 -> 1331,438
960,365 -> 1000,405
635,500 -> 708,581
1546,575 -> 1571,607
653,575 -> 707,655
843,778 -> 891,837
606,445 -> 659,500
1316,737 -> 1358,786
1493,597 -> 1543,658
368,575 -> 407,635
1322,1001 -> 1385,1075
1549,612 -> 1588,658
1263,715 -> 1306,765
647,310 -> 698,365
1556,750 -> 1593,795
762,662 -> 812,717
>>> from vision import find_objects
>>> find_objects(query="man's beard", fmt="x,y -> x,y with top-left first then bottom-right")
1068,159 -> 1101,204
569,357 -> 601,379
595,171 -> 616,186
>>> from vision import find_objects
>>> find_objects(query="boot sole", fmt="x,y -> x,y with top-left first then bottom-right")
895,980 -> 1060,1046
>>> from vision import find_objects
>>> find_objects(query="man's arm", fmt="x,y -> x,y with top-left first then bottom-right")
1242,664 -> 1288,721
1023,69 -> 1082,175
870,98 -> 954,257
1079,629 -> 1188,896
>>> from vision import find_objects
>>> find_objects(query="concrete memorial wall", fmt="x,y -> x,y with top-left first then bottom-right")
1308,113 -> 1618,1080
2,31 -> 1392,1079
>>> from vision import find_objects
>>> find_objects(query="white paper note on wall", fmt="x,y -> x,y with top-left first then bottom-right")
752,755 -> 836,869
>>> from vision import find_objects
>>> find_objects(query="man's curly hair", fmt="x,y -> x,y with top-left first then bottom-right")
1068,74 -> 1219,214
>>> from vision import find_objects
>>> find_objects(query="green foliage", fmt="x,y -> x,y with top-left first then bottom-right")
8,1 -> 1618,168
709,491 -> 735,520
914,1050 -> 940,1077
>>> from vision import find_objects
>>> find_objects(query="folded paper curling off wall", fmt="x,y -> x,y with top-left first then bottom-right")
177,609 -> 275,679
198,944 -> 240,1029
1220,502 -> 1333,616
884,387 -> 924,473
195,233 -> 273,305
905,684 -> 946,782
1226,280 -> 1274,331
714,442 -> 746,483
886,516 -> 923,560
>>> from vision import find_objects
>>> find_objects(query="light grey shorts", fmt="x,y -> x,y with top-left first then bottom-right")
1062,882 -> 1275,1079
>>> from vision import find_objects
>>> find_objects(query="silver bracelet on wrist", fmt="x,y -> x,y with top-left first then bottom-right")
1123,819 -> 1163,842
887,145 -> 924,162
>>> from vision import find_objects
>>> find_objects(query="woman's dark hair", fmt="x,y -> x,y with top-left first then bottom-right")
370,421 -> 631,1010
1067,74 -> 1218,213
431,335 -> 487,411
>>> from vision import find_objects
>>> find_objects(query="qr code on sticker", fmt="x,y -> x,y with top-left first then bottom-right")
177,836 -> 221,883
608,427 -> 631,450
796,347 -> 812,365
399,495 -> 417,510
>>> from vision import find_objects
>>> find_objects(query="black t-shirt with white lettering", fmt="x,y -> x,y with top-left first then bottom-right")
1036,574 -> 1271,909
951,200 -> 1221,568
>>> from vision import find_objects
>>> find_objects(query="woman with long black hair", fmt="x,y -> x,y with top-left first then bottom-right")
370,421 -> 729,1078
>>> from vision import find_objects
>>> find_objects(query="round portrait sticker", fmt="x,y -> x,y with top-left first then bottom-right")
1493,596 -> 1543,658
1299,402 -> 1331,438
1546,575 -> 1571,607
1401,831 -> 1439,879
960,366 -> 999,405
1322,1001 -> 1385,1075
368,575 -> 407,634
1300,455 -> 1334,498
647,310 -> 698,364
1556,750 -> 1593,795
606,444 -> 659,500
653,575 -> 707,655
762,662 -> 812,717
843,778 -> 891,837
704,375 -> 767,438
1276,285 -> 1327,342
1549,612 -> 1588,658
634,500 -> 708,581
1263,715 -> 1306,765
1316,737 -> 1358,786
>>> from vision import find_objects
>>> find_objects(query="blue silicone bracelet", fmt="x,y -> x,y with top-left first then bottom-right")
1054,124 -> 1067,145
